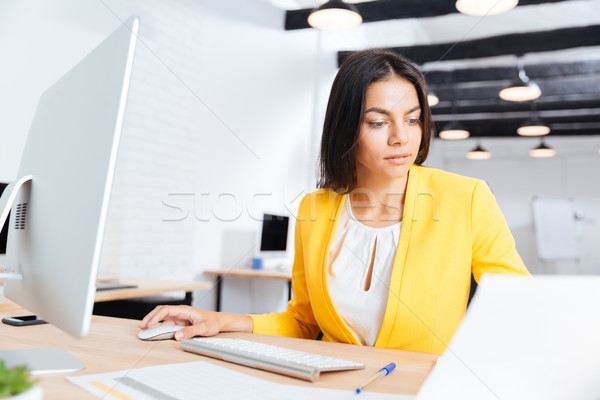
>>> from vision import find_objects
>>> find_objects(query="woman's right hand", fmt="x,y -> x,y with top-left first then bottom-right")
138,305 -> 253,341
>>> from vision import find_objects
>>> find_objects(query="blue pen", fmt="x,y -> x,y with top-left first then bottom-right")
355,362 -> 396,394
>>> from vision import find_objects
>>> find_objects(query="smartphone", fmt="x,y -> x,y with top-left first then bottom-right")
2,315 -> 47,326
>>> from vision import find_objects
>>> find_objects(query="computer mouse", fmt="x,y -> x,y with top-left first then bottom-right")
138,324 -> 186,341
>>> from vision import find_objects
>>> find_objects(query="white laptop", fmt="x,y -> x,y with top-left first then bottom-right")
417,274 -> 600,400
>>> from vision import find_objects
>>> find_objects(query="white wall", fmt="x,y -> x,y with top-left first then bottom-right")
0,1 -> 130,182
96,1 -> 323,312
428,137 -> 600,275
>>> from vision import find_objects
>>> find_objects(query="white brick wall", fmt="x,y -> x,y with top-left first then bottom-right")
100,1 -> 206,280
98,0 -> 319,313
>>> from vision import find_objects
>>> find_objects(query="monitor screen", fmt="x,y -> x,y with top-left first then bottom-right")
0,183 -> 7,254
260,214 -> 289,252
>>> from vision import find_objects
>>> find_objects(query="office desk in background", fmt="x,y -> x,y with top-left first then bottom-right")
0,308 -> 438,399
94,276 -> 212,320
94,276 -> 211,303
203,268 -> 293,312
0,277 -> 211,314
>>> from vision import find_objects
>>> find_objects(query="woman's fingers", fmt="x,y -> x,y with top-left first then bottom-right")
139,305 -> 195,329
138,305 -> 171,328
174,318 -> 220,341
138,306 -> 161,329
139,306 -> 225,341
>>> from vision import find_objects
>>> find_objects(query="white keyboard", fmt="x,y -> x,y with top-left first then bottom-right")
180,337 -> 364,382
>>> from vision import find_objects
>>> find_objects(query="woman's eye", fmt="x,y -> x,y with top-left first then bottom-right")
368,120 -> 387,128
406,118 -> 421,125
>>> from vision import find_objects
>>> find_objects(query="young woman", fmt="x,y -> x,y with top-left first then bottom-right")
139,49 -> 529,354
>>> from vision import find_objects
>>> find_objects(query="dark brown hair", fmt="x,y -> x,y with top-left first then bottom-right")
317,49 -> 434,193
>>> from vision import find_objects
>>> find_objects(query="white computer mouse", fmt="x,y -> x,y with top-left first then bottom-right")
138,324 -> 186,341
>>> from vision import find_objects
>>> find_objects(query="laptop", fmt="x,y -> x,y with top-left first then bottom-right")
417,274 -> 600,399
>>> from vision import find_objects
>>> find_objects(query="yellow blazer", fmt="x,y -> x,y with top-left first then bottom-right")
251,165 -> 529,354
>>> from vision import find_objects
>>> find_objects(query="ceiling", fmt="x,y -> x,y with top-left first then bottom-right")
272,0 -> 600,138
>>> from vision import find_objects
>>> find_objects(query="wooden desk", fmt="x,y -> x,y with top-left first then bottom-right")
0,302 -> 22,312
0,277 -> 211,312
94,276 -> 211,302
0,309 -> 437,398
204,268 -> 293,311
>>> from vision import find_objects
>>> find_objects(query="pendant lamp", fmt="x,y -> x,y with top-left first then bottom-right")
517,116 -> 551,136
499,59 -> 541,102
439,102 -> 470,140
456,0 -> 518,16
428,92 -> 440,107
517,101 -> 550,136
466,142 -> 491,160
439,121 -> 470,140
529,140 -> 555,158
308,0 -> 362,30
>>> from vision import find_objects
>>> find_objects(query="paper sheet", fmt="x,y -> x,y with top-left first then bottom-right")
67,361 -> 412,400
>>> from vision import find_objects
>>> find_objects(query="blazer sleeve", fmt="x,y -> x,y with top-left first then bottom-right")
470,181 -> 530,282
249,196 -> 321,339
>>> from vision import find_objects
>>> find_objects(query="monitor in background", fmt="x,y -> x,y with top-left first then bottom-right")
0,183 -> 7,254
0,17 -> 138,373
259,213 -> 289,268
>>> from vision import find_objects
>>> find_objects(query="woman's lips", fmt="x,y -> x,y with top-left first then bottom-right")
384,154 -> 411,164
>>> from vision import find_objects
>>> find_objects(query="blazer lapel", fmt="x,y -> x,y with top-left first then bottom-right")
309,191 -> 361,345
375,165 -> 420,347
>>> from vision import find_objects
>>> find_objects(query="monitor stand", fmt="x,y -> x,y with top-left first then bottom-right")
0,348 -> 85,374
0,176 -> 85,374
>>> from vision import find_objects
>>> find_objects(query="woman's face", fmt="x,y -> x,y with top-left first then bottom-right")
354,76 -> 422,185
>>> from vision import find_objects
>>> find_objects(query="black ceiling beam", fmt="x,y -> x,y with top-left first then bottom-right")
427,74 -> 600,101
434,93 -> 600,107
285,0 -> 569,31
432,109 -> 600,123
431,99 -> 600,137
424,60 -> 600,85
432,115 -> 600,137
431,97 -> 600,116
432,123 -> 600,138
338,25 -> 600,65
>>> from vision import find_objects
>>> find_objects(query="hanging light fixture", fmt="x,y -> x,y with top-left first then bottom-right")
499,58 -> 541,102
439,121 -> 470,140
517,101 -> 550,136
428,92 -> 440,107
466,142 -> 491,160
517,115 -> 550,136
456,0 -> 518,16
307,0 -> 362,30
529,140 -> 555,158
439,102 -> 470,140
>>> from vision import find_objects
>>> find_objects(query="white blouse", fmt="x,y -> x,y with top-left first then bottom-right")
328,196 -> 401,346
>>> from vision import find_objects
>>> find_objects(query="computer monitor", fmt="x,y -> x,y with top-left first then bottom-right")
0,183 -> 8,254
259,213 -> 289,267
0,17 -> 138,373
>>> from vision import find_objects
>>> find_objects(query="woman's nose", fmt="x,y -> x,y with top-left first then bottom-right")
388,123 -> 409,145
